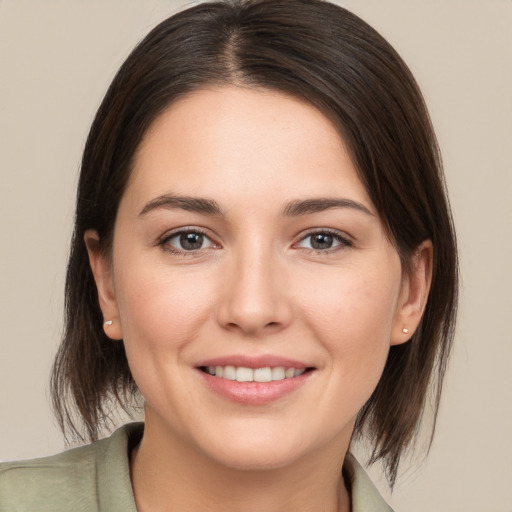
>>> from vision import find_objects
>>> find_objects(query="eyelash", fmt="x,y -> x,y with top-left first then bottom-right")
294,229 -> 353,253
157,228 -> 353,256
158,227 -> 217,256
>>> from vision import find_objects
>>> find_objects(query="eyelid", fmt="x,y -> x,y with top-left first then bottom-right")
156,226 -> 352,255
293,228 -> 353,251
158,226 -> 220,254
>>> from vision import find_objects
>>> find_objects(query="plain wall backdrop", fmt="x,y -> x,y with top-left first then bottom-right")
1,1 -> 511,511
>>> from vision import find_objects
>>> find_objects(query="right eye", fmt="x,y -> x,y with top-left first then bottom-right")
161,230 -> 215,252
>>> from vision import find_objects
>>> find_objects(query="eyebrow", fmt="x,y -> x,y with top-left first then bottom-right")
282,197 -> 374,217
138,194 -> 373,219
139,194 -> 224,217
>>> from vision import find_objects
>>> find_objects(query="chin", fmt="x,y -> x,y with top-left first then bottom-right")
192,419 -> 340,472
203,440 -> 305,472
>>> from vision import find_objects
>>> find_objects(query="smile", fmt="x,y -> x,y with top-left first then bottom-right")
200,366 -> 307,382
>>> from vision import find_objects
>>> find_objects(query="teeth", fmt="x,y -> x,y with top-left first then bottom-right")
285,368 -> 295,378
223,365 -> 236,380
204,365 -> 307,382
271,366 -> 286,380
236,367 -> 253,382
254,367 -> 272,382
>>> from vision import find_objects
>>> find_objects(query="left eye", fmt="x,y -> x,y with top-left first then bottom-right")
296,232 -> 349,251
164,231 -> 214,251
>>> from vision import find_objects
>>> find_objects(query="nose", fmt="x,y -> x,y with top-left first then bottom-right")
216,247 -> 293,337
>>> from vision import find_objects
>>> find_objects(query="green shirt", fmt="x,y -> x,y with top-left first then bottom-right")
0,423 -> 393,511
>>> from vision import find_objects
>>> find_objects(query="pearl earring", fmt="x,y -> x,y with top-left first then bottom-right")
104,320 -> 113,327
402,327 -> 409,334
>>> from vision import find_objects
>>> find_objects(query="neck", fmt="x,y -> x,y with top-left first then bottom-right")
130,418 -> 352,512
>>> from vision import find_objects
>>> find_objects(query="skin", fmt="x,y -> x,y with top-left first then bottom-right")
86,86 -> 432,512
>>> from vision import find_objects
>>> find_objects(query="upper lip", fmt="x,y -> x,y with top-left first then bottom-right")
195,354 -> 312,369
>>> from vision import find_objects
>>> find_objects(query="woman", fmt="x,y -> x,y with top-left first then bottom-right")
0,1 -> 457,510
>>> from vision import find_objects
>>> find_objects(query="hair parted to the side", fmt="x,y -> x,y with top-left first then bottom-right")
50,0 -> 458,487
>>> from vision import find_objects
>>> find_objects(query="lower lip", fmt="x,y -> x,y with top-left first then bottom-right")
198,370 -> 313,405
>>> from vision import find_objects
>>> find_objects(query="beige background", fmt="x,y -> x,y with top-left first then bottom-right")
1,1 -> 511,510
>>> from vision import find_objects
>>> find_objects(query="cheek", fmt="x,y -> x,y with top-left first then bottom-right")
300,263 -> 401,377
112,265 -> 219,416
114,265 -> 215,357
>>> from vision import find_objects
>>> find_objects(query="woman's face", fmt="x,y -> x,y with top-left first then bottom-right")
89,86 -> 421,471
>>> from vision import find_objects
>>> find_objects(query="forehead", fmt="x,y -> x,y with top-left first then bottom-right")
125,86 -> 373,213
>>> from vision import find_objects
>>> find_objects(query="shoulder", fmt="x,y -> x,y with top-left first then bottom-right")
344,453 -> 395,512
0,422 -> 142,512
0,441 -> 101,511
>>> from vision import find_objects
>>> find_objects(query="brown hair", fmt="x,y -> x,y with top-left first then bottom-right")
51,0 -> 458,486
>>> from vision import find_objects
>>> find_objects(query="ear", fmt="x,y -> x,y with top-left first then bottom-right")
84,229 -> 123,340
391,240 -> 433,346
